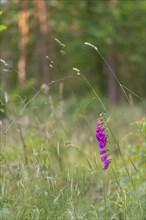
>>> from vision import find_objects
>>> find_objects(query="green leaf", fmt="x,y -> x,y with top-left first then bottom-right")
0,11 -> 3,16
0,25 -> 7,32
0,108 -> 4,113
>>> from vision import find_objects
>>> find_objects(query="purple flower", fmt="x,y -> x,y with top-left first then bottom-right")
102,158 -> 111,170
96,119 -> 107,149
96,125 -> 104,132
96,132 -> 107,142
101,154 -> 109,163
98,140 -> 106,149
101,154 -> 111,170
99,149 -> 108,155
95,116 -> 111,170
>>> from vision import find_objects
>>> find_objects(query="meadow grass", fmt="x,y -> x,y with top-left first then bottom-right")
0,44 -> 145,219
0,88 -> 145,220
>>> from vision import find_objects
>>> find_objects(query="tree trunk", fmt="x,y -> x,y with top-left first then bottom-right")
105,0 -> 117,104
33,0 -> 56,86
37,0 -> 49,84
18,0 -> 29,84
33,0 -> 41,88
106,44 -> 117,104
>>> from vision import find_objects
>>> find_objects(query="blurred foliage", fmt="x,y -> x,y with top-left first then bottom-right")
0,0 -> 145,100
0,11 -> 7,31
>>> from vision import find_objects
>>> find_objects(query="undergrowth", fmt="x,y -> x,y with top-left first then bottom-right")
0,42 -> 145,220
0,93 -> 145,219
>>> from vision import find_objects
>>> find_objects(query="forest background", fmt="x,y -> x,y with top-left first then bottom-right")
0,0 -> 145,103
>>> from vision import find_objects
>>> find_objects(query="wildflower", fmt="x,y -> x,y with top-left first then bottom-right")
101,154 -> 108,162
99,149 -> 108,155
101,154 -> 111,170
95,116 -> 111,170
103,158 -> 111,170
96,118 -> 107,150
